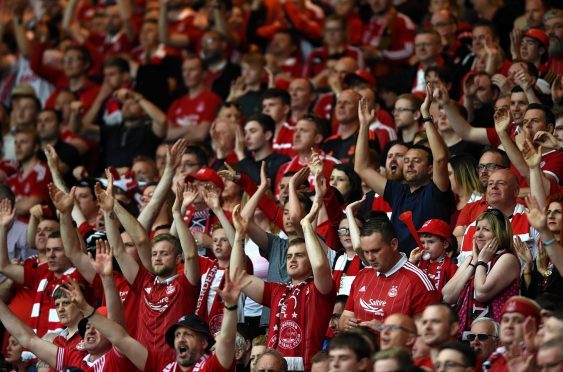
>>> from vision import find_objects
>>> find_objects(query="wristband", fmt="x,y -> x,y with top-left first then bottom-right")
225,304 -> 238,311
468,263 -> 476,270
85,307 -> 97,319
421,116 -> 433,123
543,238 -> 557,247
476,261 -> 488,270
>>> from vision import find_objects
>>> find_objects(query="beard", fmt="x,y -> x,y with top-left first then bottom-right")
549,37 -> 563,57
153,264 -> 175,277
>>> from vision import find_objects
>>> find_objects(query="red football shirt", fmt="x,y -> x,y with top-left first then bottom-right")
6,161 -> 52,222
261,278 -> 336,371
131,267 -> 199,360
144,350 -> 233,372
167,92 -> 222,129
272,123 -> 296,158
345,256 -> 440,321
55,341 -> 88,370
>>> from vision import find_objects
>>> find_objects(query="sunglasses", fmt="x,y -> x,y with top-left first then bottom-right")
465,333 -> 495,341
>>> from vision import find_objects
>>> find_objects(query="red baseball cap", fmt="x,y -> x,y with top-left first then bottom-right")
185,167 -> 224,189
344,69 -> 376,87
523,28 -> 549,49
500,296 -> 541,325
417,219 -> 451,243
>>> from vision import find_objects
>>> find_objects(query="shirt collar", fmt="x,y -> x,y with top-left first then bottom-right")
377,253 -> 407,277
155,274 -> 179,285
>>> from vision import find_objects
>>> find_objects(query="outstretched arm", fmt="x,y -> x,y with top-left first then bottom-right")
230,205 -> 248,274
425,84 -> 450,192
90,240 -> 124,325
355,97 -> 387,195
239,163 -> 270,249
440,88 -> 489,145
0,200 -> 24,284
300,174 -> 333,295
172,184 -> 200,287
345,197 -> 368,266
201,186 -> 235,245
0,299 -> 58,367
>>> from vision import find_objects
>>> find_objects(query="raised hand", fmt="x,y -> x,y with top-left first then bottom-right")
302,193 -> 321,226
168,139 -> 188,170
494,107 -> 511,134
217,163 -> 240,183
433,82 -> 451,106
173,183 -> 184,213
94,170 -> 115,213
533,131 -> 560,150
89,240 -> 114,278
60,279 -> 89,311
516,130 -> 541,169
308,149 -> 323,177
525,195 -> 547,232
536,241 -> 550,275
346,195 -> 366,214
234,124 -> 246,159
358,96 -> 375,127
513,236 -> 532,269
201,184 -> 221,210
232,204 -> 248,235
478,238 -> 498,263
69,101 -> 84,116
29,204 -> 44,220
514,69 -> 532,91
290,166 -> 310,188
216,267 -> 251,306
463,74 -> 478,98
409,247 -> 423,264
44,144 -> 60,172
314,171 -> 327,201
420,82 -> 433,118
113,88 -> 138,102
48,184 -> 75,214
258,161 -> 269,191
0,199 -> 15,227
182,182 -> 200,209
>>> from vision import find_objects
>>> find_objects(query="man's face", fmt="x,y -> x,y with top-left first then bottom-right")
155,145 -> 168,175
520,37 -> 543,63
431,11 -> 456,40
474,75 -> 494,106
250,345 -> 266,372
201,32 -> 224,61
182,59 -> 204,89
523,108 -> 551,137
403,148 -> 431,186
500,313 -> 526,344
289,79 -> 314,111
75,186 -> 99,220
262,98 -> 288,124
554,116 -> 563,139
212,228 -> 232,261
537,346 -> 563,372
367,0 -> 390,14
103,66 -> 126,90
509,92 -> 528,125
393,98 -> 418,129
269,32 -> 294,56
360,232 -> 397,272
140,22 -> 159,48
293,119 -> 320,152
14,132 -> 38,163
37,111 -> 60,141
486,169 -> 518,207
324,19 -> 346,47
471,25 -> 493,53
380,314 -> 416,350
132,161 -> 158,182
179,153 -> 202,175
329,347 -> 366,372
11,97 -> 38,128
174,327 -> 206,367
420,306 -> 455,348
331,58 -> 357,86
256,354 -> 284,372
477,152 -> 505,186
217,105 -> 241,126
539,316 -> 563,344
83,323 -> 111,354
330,301 -> 346,334
415,33 -> 441,63
335,90 -> 360,125
385,144 -> 407,181
525,0 -> 545,28
241,63 -> 265,86
121,232 -> 140,263
545,16 -> 563,57
35,220 -> 60,252
286,243 -> 312,280
105,5 -> 123,35
63,49 -> 88,79
468,320 -> 498,359
55,296 -> 82,327
151,240 -> 179,277
245,121 -> 269,152
435,349 -> 472,372
46,238 -> 71,273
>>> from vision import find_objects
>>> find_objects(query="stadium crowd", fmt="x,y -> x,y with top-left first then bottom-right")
1,0 -> 563,370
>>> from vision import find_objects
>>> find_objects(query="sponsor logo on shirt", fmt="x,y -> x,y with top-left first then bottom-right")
359,298 -> 386,316
359,286 -> 366,292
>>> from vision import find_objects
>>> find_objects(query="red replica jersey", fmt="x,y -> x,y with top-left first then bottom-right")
275,152 -> 339,197
144,350 -> 233,372
168,8 -> 203,51
56,344 -> 88,371
459,204 -> 535,262
345,256 -> 440,321
24,266 -> 87,337
131,267 -> 199,359
304,45 -> 364,79
261,278 -> 336,371
272,123 -> 296,157
86,30 -> 133,55
167,92 -> 222,129
417,256 -> 458,293
7,161 -> 52,222
362,11 -> 416,65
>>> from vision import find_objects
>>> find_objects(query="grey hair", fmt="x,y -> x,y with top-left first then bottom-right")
235,332 -> 246,350
256,349 -> 288,372
471,317 -> 500,337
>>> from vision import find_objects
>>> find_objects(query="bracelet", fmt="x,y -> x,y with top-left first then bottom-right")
85,307 -> 97,319
476,261 -> 488,269
468,263 -> 476,270
421,115 -> 433,123
543,238 -> 557,247
224,304 -> 238,311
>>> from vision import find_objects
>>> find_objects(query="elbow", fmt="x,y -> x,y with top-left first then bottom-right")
441,286 -> 457,305
473,289 -> 492,303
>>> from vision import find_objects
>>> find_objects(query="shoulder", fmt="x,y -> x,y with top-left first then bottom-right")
401,262 -> 436,292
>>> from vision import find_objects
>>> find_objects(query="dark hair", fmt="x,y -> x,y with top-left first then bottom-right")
246,113 -> 276,137
262,88 -> 291,106
298,114 -> 331,141
379,140 -> 407,168
14,128 -> 41,148
472,20 -> 499,39
103,56 -> 130,73
0,184 -> 15,205
311,350 -> 329,364
329,332 -> 372,360
288,237 -> 306,249
426,303 -> 459,324
273,29 -> 300,48
438,341 -> 477,368
408,144 -> 433,164
40,109 -> 63,125
152,233 -> 182,256
185,145 -> 209,166
75,179 -> 97,199
424,66 -> 454,86
332,163 -> 363,203
66,45 -> 92,69
527,103 -> 556,126
360,217 -> 397,243
480,148 -> 510,168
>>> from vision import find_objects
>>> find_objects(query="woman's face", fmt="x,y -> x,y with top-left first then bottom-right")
447,163 -> 459,195
546,202 -> 562,234
5,335 -> 23,363
330,169 -> 352,201
338,218 -> 352,250
474,218 -> 495,250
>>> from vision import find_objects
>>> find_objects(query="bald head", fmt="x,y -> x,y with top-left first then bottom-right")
486,169 -> 519,208
380,314 -> 417,350
335,89 -> 361,125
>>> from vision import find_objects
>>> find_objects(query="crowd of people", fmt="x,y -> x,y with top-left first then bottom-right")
0,0 -> 563,370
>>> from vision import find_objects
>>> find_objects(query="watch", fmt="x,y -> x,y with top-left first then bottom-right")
421,115 -> 433,123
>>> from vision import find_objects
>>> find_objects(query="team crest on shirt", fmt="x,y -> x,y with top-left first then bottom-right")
144,287 -> 152,294
388,285 -> 398,298
76,341 -> 85,350
196,102 -> 205,113
166,284 -> 176,295
209,314 -> 223,336
279,320 -> 303,349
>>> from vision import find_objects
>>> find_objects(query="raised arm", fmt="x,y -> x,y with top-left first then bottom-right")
238,162 -> 270,249
158,0 -> 190,48
517,133 -> 553,194
214,268 -> 249,369
138,139 -> 187,230
97,173 -> 140,284
26,205 -> 43,249
496,108 -> 531,179
288,167 -> 309,237
355,97 -> 387,195
0,200 -> 24,284
0,299 -> 58,368
172,184 -> 200,286
440,88 -> 490,145
49,184 -> 96,283
300,174 -> 333,295
230,205 -> 248,273
62,280 -> 148,371
12,1 -> 31,59
425,84 -> 451,192
201,186 -> 235,245
114,89 -> 167,139
345,197 -> 368,266
90,240 -> 124,325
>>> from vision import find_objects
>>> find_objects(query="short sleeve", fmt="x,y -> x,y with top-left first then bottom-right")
486,128 -> 501,148
344,276 -> 358,312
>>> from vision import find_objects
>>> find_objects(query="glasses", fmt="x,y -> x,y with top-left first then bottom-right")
337,228 -> 350,236
377,324 -> 416,334
392,108 -> 417,114
477,163 -> 506,172
465,333 -> 496,341
435,360 -> 469,370
63,56 -> 84,64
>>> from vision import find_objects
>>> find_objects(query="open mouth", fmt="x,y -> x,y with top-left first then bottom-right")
86,336 -> 97,343
390,164 -> 398,172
